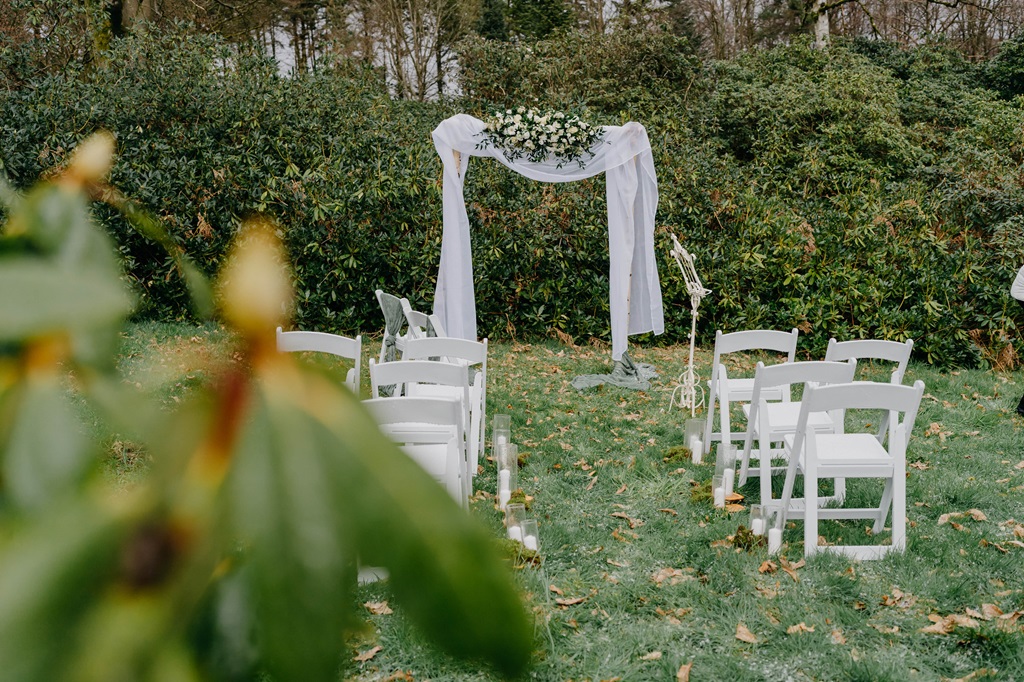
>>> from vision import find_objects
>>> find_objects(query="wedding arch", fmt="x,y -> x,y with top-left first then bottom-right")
431,113 -> 664,364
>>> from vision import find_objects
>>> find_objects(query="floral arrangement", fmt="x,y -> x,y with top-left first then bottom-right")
478,108 -> 605,168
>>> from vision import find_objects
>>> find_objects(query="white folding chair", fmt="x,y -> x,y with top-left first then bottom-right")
363,396 -> 467,506
276,326 -> 362,398
368,359 -> 473,492
402,337 -> 488,485
823,337 -> 915,444
702,328 -> 799,456
737,360 -> 857,506
401,298 -> 447,340
772,380 -> 925,559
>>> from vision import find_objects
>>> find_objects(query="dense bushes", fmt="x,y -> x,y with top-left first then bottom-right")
2,27 -> 1023,367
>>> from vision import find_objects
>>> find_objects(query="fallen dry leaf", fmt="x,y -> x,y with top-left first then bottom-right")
658,508 -> 678,516
549,584 -> 564,596
920,613 -> 981,634
759,560 -> 778,574
615,484 -> 627,494
555,597 -> 587,607
353,646 -> 382,663
640,651 -> 663,661
676,661 -> 693,682
779,558 -> 804,582
735,623 -> 758,644
786,622 -> 815,634
652,567 -> 684,585
364,601 -> 393,616
611,511 -> 644,529
831,629 -> 847,645
607,559 -> 629,568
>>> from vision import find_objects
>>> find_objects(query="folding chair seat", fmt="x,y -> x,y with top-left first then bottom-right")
702,328 -> 799,456
770,380 -> 925,559
363,396 -> 467,506
401,337 -> 487,485
275,326 -> 362,398
737,360 -> 857,506
368,359 -> 473,497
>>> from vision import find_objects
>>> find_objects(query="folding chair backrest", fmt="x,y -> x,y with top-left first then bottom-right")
749,359 -> 857,404
825,338 -> 914,384
798,380 -> 925,445
363,396 -> 466,502
368,359 -> 470,401
713,328 -> 800,360
401,298 -> 446,340
402,336 -> 487,365
276,326 -> 362,397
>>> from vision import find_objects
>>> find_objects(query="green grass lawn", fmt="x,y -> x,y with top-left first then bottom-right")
114,325 -> 1024,681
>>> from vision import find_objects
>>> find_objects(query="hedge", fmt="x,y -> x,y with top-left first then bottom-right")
2,26 -> 1023,367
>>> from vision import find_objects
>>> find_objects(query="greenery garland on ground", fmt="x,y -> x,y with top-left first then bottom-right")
1,26 -> 1023,368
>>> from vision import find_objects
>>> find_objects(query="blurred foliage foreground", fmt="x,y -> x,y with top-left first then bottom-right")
0,134 -> 531,681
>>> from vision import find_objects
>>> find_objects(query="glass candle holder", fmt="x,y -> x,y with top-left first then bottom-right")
715,444 -> 737,495
505,503 -> 526,543
496,443 -> 518,510
684,418 -> 704,464
493,414 -> 511,451
712,474 -> 726,508
765,506 -> 783,554
749,504 -> 765,536
521,519 -> 539,552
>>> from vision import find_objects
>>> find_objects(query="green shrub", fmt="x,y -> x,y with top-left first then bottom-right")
2,27 -> 1023,367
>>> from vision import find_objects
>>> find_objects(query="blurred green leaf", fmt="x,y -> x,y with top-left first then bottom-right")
230,389 -> 356,682
1,380 -> 94,511
0,500 -> 125,682
0,260 -> 133,340
271,367 -> 533,678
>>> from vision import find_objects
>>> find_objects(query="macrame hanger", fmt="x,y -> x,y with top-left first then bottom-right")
668,233 -> 711,417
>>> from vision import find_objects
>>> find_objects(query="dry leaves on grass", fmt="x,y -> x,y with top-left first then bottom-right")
364,601 -> 393,615
353,646 -> 382,662
831,629 -> 847,645
938,509 -> 987,528
651,567 -> 696,586
610,511 -> 644,529
779,557 -> 805,582
655,607 -> 692,624
735,623 -> 759,643
786,622 -> 815,634
924,422 -> 953,441
556,597 -> 587,607
881,587 -> 917,609
640,651 -> 663,661
676,661 -> 693,682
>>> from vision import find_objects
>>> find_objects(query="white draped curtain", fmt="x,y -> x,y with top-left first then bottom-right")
431,113 -> 664,361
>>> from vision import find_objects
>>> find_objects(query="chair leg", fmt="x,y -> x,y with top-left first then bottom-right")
703,384 -> 717,455
874,479 -> 894,534
833,477 -> 847,503
891,466 -> 906,551
804,458 -> 819,558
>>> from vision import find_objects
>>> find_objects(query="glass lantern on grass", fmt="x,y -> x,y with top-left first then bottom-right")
505,503 -> 527,543
711,444 -> 737,508
684,418 -> 704,464
496,443 -> 518,510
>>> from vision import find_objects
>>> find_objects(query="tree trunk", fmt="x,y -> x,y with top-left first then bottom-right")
813,0 -> 830,48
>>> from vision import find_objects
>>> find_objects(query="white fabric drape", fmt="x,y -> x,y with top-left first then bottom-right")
432,113 -> 664,361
